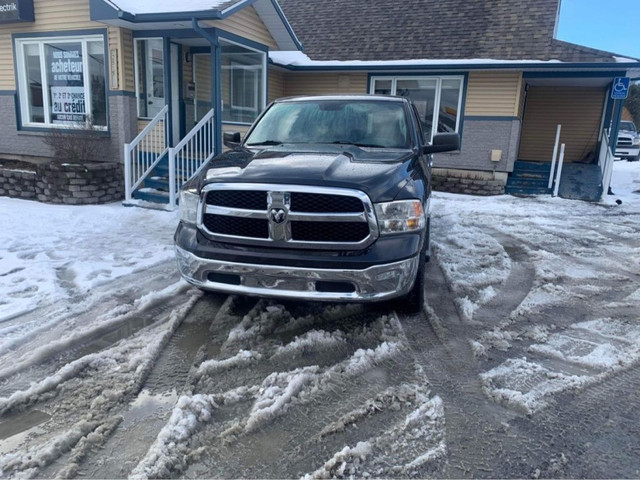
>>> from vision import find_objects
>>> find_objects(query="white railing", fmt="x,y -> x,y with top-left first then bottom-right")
552,143 -> 565,197
124,105 -> 169,203
168,109 -> 216,206
548,124 -> 562,189
599,131 -> 615,200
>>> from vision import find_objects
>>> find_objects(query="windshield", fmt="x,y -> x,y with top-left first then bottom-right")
245,99 -> 412,149
620,121 -> 637,133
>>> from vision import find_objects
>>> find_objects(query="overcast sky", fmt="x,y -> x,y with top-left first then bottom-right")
557,0 -> 640,60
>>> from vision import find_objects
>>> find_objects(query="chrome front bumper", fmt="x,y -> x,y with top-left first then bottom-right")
175,246 -> 419,302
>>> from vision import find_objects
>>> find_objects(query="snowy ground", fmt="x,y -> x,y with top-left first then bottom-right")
0,161 -> 639,478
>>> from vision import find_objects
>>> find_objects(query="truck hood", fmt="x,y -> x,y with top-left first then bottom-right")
200,144 -> 418,202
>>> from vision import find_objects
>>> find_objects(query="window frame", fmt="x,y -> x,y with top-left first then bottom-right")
219,37 -> 267,126
14,32 -> 108,131
369,75 -> 465,142
230,60 -> 260,113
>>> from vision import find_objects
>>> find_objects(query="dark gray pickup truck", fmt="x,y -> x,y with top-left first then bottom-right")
174,95 -> 459,311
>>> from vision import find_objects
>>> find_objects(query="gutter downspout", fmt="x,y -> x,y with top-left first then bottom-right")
192,18 -> 223,156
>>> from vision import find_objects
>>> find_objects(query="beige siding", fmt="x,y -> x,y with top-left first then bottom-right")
119,28 -> 134,92
194,55 -> 212,102
106,26 -> 133,92
204,6 -> 277,49
465,72 -> 522,117
519,86 -> 605,163
268,68 -> 285,103
136,119 -> 166,152
283,73 -> 368,97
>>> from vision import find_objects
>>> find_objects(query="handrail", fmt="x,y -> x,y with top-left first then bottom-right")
548,124 -> 562,189
552,143 -> 565,197
123,106 -> 169,202
600,131 -> 615,199
168,109 -> 216,207
129,105 -> 169,148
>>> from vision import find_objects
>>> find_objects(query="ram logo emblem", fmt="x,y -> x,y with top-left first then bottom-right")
269,208 -> 287,224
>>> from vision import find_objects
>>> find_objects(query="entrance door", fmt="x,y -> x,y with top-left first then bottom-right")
193,53 -> 212,124
170,43 -> 181,145
144,39 -> 165,118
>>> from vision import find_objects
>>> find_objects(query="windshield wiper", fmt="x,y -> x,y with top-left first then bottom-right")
247,140 -> 283,146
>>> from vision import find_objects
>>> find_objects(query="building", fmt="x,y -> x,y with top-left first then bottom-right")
1,0 -> 638,205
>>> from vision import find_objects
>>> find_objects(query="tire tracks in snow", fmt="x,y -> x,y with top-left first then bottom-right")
402,233 -> 640,478
114,299 -> 446,479
0,268 -> 202,478
45,294 -> 227,479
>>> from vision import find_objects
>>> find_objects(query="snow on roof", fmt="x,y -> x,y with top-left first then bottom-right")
105,0 -> 238,15
269,51 -> 565,68
269,51 -> 640,68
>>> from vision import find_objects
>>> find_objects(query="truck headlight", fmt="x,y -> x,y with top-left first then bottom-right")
179,189 -> 199,225
632,137 -> 640,146
374,200 -> 425,234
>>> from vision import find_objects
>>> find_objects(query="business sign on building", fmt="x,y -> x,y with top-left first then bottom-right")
47,42 -> 86,124
0,0 -> 35,23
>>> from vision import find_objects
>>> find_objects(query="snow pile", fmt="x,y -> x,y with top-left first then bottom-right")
195,350 -> 263,378
130,394 -> 218,479
480,358 -> 589,414
432,223 -> 511,322
304,441 -> 373,479
307,389 -> 446,478
244,366 -> 319,433
529,318 -> 640,370
270,329 -> 347,361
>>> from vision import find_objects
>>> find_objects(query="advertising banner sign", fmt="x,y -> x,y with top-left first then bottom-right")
46,42 -> 86,124
0,0 -> 34,23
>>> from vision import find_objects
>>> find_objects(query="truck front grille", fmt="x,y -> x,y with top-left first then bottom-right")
291,221 -> 370,242
203,215 -> 269,239
199,183 -> 378,249
617,138 -> 633,148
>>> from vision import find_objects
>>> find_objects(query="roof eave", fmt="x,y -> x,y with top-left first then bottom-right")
269,58 -> 640,73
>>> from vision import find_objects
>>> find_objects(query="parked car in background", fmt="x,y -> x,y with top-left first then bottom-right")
615,121 -> 640,161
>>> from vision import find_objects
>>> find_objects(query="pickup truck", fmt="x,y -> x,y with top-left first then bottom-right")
174,95 -> 459,311
616,120 -> 640,161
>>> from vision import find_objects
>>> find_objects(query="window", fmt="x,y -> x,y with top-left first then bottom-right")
221,39 -> 265,124
371,76 -> 464,141
15,35 -> 107,129
134,38 -> 165,119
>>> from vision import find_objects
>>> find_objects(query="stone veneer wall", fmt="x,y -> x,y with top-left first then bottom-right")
0,163 -> 123,204
432,168 -> 507,196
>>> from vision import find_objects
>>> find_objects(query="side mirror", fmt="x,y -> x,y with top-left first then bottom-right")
223,131 -> 242,148
423,133 -> 460,154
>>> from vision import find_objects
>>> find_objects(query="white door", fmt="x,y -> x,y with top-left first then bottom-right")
145,39 -> 165,118
171,43 -> 180,145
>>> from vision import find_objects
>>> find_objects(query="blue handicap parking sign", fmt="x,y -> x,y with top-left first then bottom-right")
611,77 -> 630,99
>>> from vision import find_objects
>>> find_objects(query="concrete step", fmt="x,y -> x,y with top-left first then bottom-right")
132,188 -> 171,204
505,186 -> 552,196
144,176 -> 170,191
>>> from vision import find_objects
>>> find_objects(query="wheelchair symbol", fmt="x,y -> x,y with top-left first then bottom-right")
612,77 -> 629,99
614,78 -> 628,93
